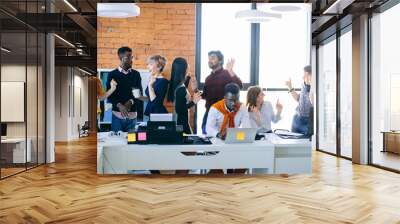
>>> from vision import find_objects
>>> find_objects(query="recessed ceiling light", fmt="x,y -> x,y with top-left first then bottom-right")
235,9 -> 281,23
97,3 -> 140,18
270,5 -> 302,12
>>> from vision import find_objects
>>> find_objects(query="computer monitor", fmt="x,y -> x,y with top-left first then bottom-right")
1,123 -> 7,138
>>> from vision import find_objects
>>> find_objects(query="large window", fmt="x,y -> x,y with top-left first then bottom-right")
258,3 -> 311,130
317,37 -> 337,154
370,3 -> 400,171
200,3 -> 251,83
197,3 -> 311,132
339,28 -> 352,158
258,4 -> 310,88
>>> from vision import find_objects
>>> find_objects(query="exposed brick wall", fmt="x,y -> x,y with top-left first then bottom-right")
97,3 -> 195,75
97,3 -> 196,123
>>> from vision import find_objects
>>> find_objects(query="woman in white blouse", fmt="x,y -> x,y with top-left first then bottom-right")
246,86 -> 283,133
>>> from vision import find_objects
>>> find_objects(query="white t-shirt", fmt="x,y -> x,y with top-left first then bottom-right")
206,103 -> 250,137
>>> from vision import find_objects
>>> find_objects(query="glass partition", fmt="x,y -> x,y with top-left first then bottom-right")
370,3 -> 400,171
339,28 -> 352,158
317,36 -> 337,154
1,30 -> 28,177
0,1 -> 46,179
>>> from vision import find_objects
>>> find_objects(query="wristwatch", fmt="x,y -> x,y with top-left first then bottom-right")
288,88 -> 295,93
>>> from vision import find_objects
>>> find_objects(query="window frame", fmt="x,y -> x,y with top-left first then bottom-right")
368,0 -> 400,173
315,24 -> 352,160
195,3 -> 309,132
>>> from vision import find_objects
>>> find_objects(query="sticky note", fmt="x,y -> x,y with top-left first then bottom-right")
128,133 -> 136,142
236,132 -> 245,141
138,132 -> 147,141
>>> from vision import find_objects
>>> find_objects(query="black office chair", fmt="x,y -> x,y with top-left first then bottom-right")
79,121 -> 90,138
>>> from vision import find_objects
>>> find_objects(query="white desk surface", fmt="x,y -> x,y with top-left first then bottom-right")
1,138 -> 29,143
97,132 -> 311,149
263,133 -> 311,147
97,132 -> 312,175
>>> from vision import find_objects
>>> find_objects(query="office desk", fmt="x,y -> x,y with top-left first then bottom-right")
1,138 -> 32,164
97,133 -> 312,175
264,134 -> 312,174
382,131 -> 400,154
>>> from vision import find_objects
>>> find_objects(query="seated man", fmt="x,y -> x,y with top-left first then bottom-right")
206,82 -> 250,139
206,82 -> 250,174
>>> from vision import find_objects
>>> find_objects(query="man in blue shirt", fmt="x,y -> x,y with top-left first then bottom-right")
106,47 -> 142,132
286,65 -> 313,135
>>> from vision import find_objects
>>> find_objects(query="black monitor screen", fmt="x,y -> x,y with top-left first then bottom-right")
1,123 -> 7,137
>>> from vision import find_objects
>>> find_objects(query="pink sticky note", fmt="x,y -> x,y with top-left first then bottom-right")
138,132 -> 147,141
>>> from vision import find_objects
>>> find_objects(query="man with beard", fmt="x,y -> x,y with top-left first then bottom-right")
201,50 -> 243,134
106,46 -> 143,132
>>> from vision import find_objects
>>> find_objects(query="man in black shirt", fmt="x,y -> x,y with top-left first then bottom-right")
106,46 -> 142,132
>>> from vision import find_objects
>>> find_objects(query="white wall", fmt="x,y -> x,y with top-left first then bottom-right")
1,63 -> 46,164
54,66 -> 89,141
1,65 -> 36,137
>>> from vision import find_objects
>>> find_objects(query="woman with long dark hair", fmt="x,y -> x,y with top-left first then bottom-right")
167,57 -> 201,134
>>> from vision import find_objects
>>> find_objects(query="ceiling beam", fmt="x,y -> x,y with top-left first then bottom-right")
67,13 -> 97,39
55,55 -> 96,71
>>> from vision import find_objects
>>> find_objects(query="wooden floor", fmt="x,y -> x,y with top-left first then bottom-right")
1,136 -> 400,224
373,150 -> 400,171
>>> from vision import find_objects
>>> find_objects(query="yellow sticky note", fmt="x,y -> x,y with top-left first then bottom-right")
128,133 -> 136,142
236,132 -> 245,141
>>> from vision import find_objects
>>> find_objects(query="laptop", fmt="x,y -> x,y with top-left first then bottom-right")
224,128 -> 258,144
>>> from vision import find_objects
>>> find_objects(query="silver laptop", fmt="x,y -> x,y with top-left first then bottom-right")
225,128 -> 258,144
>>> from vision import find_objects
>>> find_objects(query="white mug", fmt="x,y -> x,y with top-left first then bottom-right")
132,89 -> 141,98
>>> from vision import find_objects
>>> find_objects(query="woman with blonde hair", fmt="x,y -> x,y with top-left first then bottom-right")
246,86 -> 283,133
144,55 -> 169,117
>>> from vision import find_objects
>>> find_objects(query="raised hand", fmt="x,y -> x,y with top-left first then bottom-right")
225,58 -> 235,76
110,79 -> 118,90
149,75 -> 156,86
285,78 -> 293,89
276,99 -> 283,113
192,91 -> 202,104
188,73 -> 198,91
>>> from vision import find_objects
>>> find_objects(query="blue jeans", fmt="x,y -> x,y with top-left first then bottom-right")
111,114 -> 136,132
291,114 -> 309,135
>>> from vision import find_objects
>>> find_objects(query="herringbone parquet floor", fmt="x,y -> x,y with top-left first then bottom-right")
1,135 -> 400,224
